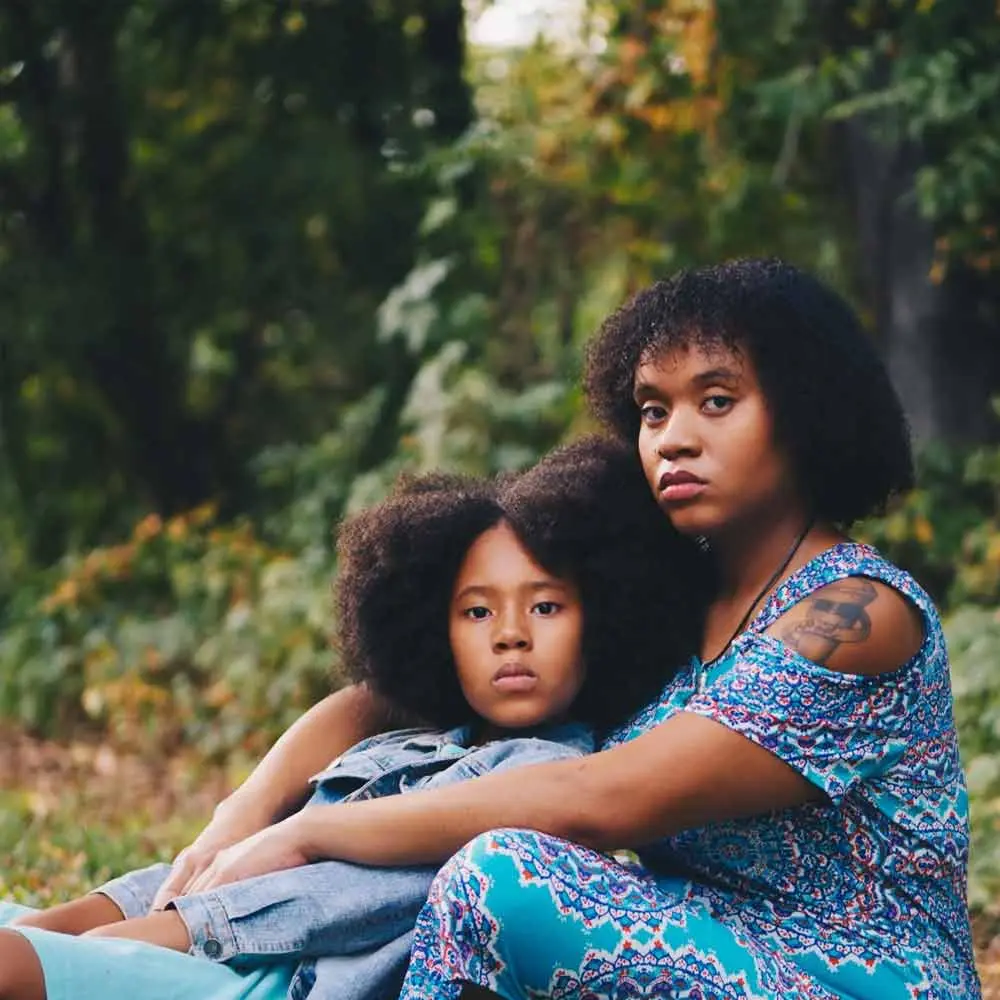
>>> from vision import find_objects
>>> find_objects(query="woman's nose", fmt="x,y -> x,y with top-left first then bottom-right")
656,409 -> 701,458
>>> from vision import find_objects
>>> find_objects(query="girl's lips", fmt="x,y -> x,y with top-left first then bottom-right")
492,663 -> 538,692
492,674 -> 539,693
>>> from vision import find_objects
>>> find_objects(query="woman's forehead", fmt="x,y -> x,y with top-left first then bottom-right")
634,341 -> 750,385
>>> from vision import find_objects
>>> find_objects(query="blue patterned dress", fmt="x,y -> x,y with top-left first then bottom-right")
398,543 -> 980,1000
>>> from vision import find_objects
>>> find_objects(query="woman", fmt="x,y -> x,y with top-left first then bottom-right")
4,258 -> 978,999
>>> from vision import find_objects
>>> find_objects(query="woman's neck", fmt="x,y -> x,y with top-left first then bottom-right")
708,510 -> 841,604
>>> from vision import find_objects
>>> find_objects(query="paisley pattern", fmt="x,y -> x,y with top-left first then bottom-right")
398,543 -> 981,1000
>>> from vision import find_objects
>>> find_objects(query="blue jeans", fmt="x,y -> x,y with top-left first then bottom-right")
99,860 -> 436,1000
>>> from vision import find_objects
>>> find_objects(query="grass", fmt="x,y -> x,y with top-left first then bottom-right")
0,727 -> 225,908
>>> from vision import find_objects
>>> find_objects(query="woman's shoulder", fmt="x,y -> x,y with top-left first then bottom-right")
759,541 -> 943,679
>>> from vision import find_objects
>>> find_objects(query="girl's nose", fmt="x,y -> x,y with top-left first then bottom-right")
492,614 -> 531,652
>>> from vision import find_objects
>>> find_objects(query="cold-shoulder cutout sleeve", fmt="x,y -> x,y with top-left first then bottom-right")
683,633 -> 917,804
762,576 -> 924,677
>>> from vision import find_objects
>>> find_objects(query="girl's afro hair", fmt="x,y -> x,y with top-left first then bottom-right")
335,436 -> 710,732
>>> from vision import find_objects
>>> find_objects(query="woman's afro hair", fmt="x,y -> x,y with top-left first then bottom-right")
335,437 -> 710,733
584,257 -> 914,527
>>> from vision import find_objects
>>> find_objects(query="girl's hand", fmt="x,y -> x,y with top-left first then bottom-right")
183,819 -> 310,895
151,801 -> 274,909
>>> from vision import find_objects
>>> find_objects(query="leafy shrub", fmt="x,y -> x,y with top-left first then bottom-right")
0,507 -> 339,758
858,442 -> 999,606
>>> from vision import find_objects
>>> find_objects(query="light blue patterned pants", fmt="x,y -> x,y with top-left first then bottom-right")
398,829 -> 915,1000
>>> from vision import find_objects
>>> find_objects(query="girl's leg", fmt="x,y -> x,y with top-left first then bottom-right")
10,895 -> 124,935
83,911 -> 191,952
0,931 -> 46,1000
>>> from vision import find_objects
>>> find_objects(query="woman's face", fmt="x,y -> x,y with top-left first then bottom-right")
633,343 -> 800,539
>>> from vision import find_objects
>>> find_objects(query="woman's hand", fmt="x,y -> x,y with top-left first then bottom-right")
151,685 -> 391,909
151,801 -> 274,909
182,818 -> 310,894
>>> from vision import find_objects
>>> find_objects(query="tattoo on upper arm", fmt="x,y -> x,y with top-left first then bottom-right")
779,579 -> 878,665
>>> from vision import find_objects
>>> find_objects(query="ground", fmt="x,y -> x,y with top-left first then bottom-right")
2,726 -> 999,994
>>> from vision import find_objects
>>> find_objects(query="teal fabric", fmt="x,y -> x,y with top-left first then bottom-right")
0,902 -> 295,1000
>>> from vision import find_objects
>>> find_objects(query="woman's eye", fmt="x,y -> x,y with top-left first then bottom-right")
639,403 -> 668,425
463,606 -> 491,621
532,601 -> 560,616
703,395 -> 734,414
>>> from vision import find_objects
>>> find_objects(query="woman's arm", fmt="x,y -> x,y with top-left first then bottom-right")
294,711 -> 818,864
184,711 -> 819,891
151,684 -> 390,907
182,579 -> 914,889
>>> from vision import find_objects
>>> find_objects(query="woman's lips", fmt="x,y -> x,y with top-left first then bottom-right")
492,663 -> 538,692
658,471 -> 707,502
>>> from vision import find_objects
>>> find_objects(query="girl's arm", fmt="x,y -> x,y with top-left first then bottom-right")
152,684 -> 390,907
219,684 -> 391,822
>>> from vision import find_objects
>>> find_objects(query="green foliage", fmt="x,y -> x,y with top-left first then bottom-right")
0,507 -> 337,759
946,606 -> 1000,909
858,442 -> 1000,606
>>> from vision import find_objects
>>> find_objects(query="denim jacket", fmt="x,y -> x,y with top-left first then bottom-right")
98,720 -> 593,1000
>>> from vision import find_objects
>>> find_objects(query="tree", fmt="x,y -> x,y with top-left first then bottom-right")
0,0 -> 471,565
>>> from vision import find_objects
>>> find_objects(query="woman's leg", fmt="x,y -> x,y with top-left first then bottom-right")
399,829 -> 836,1000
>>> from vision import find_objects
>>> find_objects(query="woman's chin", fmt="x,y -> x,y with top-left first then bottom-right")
661,504 -> 720,539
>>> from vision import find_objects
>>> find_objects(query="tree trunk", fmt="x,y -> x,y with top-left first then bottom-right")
845,120 -> 1000,444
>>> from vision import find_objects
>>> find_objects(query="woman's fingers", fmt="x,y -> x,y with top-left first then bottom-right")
151,851 -> 208,910
184,861 -> 219,898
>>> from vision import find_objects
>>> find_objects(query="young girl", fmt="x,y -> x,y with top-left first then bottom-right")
0,436 -> 707,1000
96,257 -> 974,1000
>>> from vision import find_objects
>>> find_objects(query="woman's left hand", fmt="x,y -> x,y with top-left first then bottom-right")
184,818 -> 310,894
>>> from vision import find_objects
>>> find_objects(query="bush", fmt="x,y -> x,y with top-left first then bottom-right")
0,506 -> 339,758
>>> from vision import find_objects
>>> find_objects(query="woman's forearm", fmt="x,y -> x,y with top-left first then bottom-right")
287,712 -> 819,868
292,755 -> 611,866
221,684 -> 390,824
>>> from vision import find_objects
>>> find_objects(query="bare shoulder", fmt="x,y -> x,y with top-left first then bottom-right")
764,576 -> 924,676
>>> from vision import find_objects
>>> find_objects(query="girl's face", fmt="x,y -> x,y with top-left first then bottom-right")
449,521 -> 585,732
633,343 -> 800,539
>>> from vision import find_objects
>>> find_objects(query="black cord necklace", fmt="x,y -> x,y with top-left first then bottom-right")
699,519 -> 814,686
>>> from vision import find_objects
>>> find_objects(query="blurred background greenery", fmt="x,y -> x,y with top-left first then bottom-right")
1,0 -> 1000,921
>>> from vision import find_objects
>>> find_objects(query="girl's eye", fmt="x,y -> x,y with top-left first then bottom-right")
639,403 -> 668,426
532,601 -> 560,616
703,395 -> 734,414
463,606 -> 491,621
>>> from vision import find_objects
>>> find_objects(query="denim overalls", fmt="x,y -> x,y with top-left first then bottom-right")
97,721 -> 593,1000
